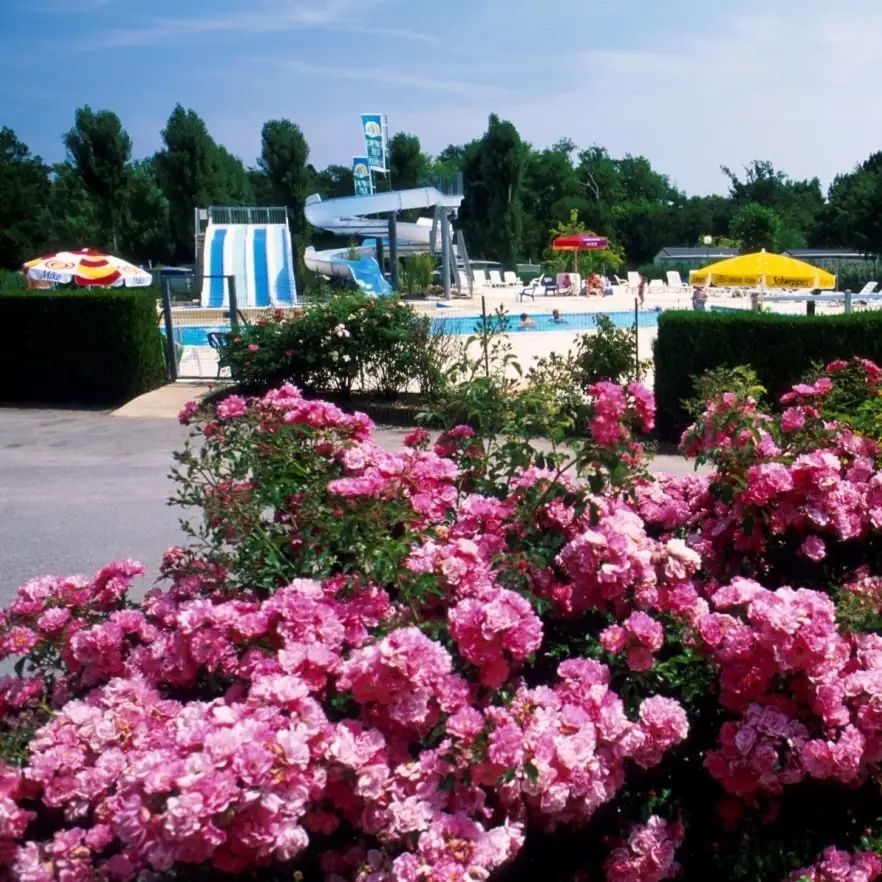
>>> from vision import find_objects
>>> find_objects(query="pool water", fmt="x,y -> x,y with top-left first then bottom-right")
431,310 -> 659,336
165,310 -> 658,347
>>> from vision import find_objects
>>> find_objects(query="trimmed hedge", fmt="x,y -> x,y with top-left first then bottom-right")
654,309 -> 882,441
0,289 -> 167,406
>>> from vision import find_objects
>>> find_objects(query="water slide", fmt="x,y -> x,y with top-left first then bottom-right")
201,223 -> 297,308
304,188 -> 464,295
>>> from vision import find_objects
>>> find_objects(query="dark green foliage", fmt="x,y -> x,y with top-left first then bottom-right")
729,202 -> 782,252
258,120 -> 311,288
388,132 -> 427,191
220,292 -> 443,399
0,128 -> 51,269
0,290 -> 166,405
154,105 -> 253,262
459,115 -> 526,268
63,107 -> 132,253
654,310 -> 882,440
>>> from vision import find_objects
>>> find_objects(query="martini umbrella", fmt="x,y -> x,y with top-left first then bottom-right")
23,249 -> 153,288
552,234 -> 609,272
689,250 -> 836,290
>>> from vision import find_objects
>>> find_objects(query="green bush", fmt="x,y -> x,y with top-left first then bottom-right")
0,289 -> 167,406
654,309 -> 882,441
221,293 -> 447,399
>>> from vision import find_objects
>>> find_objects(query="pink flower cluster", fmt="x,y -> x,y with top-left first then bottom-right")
605,815 -> 685,882
789,847 -> 882,882
475,659 -> 688,827
6,372 -> 882,879
600,611 -> 665,671
587,381 -> 655,449
448,586 -> 543,687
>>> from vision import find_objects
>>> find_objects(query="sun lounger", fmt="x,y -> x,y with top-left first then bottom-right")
504,271 -> 521,287
472,269 -> 489,288
858,281 -> 878,295
488,270 -> 505,288
627,272 -> 641,293
665,271 -> 688,293
649,279 -> 666,295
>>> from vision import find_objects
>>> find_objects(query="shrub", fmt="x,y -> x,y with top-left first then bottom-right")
5,372 -> 882,879
0,289 -> 166,406
220,293 -> 444,399
575,313 -> 645,385
654,309 -> 882,440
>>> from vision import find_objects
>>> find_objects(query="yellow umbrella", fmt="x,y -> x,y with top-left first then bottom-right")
689,250 -> 836,290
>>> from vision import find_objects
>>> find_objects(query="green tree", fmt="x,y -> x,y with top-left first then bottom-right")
729,202 -> 782,252
258,119 -> 312,287
459,115 -> 525,267
818,153 -> 882,254
723,160 -> 823,247
248,168 -> 275,206
63,107 -> 132,252
215,146 -> 254,205
388,132 -> 427,191
427,144 -> 466,179
119,160 -> 173,265
0,128 -> 51,268
40,162 -> 101,253
154,105 -> 229,262
520,140 -> 588,262
313,164 -> 354,199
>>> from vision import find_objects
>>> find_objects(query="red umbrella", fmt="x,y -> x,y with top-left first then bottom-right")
552,234 -> 609,251
552,234 -> 609,271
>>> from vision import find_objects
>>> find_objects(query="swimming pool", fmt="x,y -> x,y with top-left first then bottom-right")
165,310 -> 659,347
431,309 -> 659,336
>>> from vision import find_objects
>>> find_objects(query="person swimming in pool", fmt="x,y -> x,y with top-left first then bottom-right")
519,313 -> 537,329
551,309 -> 566,324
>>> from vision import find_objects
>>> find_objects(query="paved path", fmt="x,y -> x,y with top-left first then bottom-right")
0,409 -> 703,606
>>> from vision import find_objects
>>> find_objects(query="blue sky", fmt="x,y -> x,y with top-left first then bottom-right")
3,0 -> 881,195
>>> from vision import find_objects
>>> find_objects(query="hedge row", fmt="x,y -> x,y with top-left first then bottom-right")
0,290 -> 167,406
654,309 -> 882,441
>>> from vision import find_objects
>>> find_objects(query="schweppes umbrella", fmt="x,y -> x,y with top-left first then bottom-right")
689,250 -> 836,290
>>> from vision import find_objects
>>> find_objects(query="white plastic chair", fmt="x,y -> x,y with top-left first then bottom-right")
627,271 -> 641,293
472,269 -> 489,288
488,269 -> 505,287
503,271 -> 521,287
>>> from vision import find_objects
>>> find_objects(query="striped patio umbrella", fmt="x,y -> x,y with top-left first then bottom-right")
23,249 -> 153,288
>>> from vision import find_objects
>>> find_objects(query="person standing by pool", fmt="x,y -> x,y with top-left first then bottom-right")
519,313 -> 537,329
551,309 -> 566,324
692,286 -> 707,311
638,275 -> 646,307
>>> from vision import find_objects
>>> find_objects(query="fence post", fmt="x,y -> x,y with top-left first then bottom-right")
228,276 -> 239,334
481,295 -> 490,378
161,279 -> 178,382
634,297 -> 639,380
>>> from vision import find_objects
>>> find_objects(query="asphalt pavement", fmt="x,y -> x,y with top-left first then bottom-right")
0,409 -> 702,607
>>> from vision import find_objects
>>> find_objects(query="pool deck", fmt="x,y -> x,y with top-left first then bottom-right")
170,284 -> 880,381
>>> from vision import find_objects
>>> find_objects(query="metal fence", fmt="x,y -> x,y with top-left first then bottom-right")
158,275 -> 242,380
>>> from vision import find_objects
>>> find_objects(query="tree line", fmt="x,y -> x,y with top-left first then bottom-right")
3,106 -> 882,287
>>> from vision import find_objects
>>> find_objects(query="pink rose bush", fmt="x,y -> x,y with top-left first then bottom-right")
3,364 -> 882,879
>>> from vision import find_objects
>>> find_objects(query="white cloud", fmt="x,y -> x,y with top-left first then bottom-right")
92,0 -> 442,48
492,5 -> 882,194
